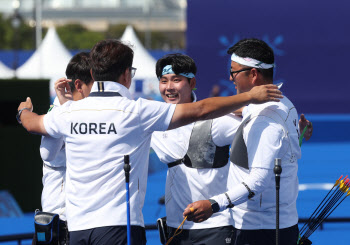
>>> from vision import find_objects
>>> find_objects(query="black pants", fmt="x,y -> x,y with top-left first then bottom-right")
69,225 -> 146,245
232,224 -> 299,245
167,225 -> 235,245
59,220 -> 70,245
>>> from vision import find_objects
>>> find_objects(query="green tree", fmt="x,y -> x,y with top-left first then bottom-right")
0,18 -> 185,51
105,24 -> 128,39
0,14 -> 9,48
0,13 -> 35,50
57,24 -> 104,50
106,24 -> 184,50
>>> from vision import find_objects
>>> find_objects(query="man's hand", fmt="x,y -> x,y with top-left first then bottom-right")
18,97 -> 33,112
183,200 -> 213,223
55,77 -> 72,105
299,114 -> 313,141
233,107 -> 244,117
17,97 -> 47,135
248,84 -> 283,104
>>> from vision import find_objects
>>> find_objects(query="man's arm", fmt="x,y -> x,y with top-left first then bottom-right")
40,133 -> 64,162
184,167 -> 273,222
18,97 -> 48,135
233,107 -> 244,117
168,84 -> 282,130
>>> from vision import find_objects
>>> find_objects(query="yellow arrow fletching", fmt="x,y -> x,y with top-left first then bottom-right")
347,190 -> 350,197
335,180 -> 340,187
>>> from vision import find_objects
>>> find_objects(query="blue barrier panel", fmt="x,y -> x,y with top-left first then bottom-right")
187,0 -> 350,113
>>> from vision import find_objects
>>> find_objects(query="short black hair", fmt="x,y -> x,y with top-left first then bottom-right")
227,38 -> 274,80
90,39 -> 134,82
65,52 -> 92,92
156,53 -> 197,81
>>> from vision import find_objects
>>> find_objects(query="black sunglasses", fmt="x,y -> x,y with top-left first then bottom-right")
130,67 -> 137,78
230,67 -> 253,78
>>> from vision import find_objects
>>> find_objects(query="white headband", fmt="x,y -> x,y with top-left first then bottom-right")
231,53 -> 274,69
162,65 -> 195,78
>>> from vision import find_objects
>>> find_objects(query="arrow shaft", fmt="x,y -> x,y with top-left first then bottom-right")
300,185 -> 337,234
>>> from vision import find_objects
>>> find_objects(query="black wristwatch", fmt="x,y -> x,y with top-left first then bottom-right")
16,108 -> 30,124
208,199 -> 220,213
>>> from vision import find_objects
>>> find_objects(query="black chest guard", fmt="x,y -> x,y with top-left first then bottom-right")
168,120 -> 229,169
230,115 -> 251,170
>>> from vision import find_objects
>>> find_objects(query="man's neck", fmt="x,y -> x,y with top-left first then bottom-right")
72,92 -> 82,101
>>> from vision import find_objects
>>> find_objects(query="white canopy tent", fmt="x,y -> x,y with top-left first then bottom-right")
0,61 -> 14,79
120,25 -> 160,99
17,27 -> 72,79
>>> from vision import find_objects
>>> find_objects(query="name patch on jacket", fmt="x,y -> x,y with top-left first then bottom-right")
71,122 -> 117,134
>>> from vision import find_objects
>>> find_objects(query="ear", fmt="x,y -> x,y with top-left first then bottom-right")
118,68 -> 130,87
119,69 -> 128,83
90,69 -> 94,81
74,79 -> 84,92
250,68 -> 260,85
126,67 -> 132,79
189,77 -> 196,90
